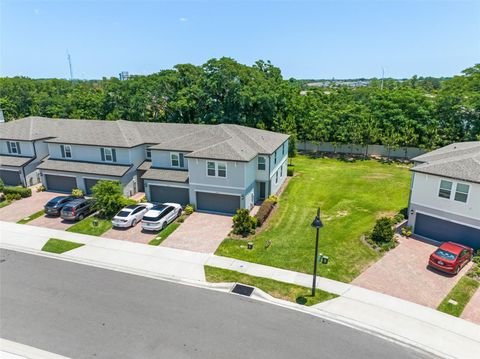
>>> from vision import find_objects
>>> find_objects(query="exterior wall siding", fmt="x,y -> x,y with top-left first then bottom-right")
151,150 -> 189,169
0,140 -> 35,157
48,143 -> 131,165
188,158 -> 246,189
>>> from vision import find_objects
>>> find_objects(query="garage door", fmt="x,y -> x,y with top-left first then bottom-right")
84,178 -> 100,195
415,213 -> 480,250
196,192 -> 240,215
0,170 -> 22,186
150,185 -> 189,205
45,175 -> 77,193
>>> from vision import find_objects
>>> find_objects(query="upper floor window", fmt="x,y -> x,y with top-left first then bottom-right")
274,151 -> 277,165
146,148 -> 152,159
60,144 -> 72,159
207,161 -> 227,178
282,143 -> 285,156
171,153 -> 180,167
438,180 -> 452,199
275,170 -> 279,184
454,183 -> 469,203
258,156 -> 266,171
7,141 -> 21,155
280,163 -> 283,177
101,147 -> 116,162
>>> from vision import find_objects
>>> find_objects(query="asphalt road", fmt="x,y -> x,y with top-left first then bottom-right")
0,249 -> 432,359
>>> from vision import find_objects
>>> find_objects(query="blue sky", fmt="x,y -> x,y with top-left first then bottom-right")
1,0 -> 479,79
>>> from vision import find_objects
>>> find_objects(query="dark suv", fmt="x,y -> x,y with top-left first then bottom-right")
44,196 -> 76,216
60,198 -> 96,221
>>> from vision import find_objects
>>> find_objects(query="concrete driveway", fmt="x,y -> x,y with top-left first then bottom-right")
353,236 -> 472,308
0,190 -> 63,223
161,212 -> 232,253
102,223 -> 157,244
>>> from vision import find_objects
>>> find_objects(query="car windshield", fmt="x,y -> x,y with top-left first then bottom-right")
434,249 -> 457,261
116,211 -> 130,217
47,197 -> 67,205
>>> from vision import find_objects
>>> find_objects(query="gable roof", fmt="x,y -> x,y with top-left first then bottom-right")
0,117 -> 289,161
411,142 -> 480,184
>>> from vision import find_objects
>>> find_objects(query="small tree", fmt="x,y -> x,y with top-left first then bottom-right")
91,180 -> 124,219
232,209 -> 257,237
371,217 -> 394,243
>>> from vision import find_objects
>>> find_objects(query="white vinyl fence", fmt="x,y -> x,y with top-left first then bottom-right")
297,141 -> 426,159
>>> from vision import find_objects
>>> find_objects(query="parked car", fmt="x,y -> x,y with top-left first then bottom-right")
44,196 -> 76,216
60,198 -> 96,221
111,203 -> 154,228
141,203 -> 182,232
428,242 -> 473,274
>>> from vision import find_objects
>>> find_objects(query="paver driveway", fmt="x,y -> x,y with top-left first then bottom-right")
28,214 -> 75,231
161,212 -> 232,253
352,236 -> 472,308
461,287 -> 480,324
0,190 -> 63,223
102,223 -> 157,244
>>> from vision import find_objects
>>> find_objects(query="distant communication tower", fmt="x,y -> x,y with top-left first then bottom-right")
119,71 -> 129,81
67,51 -> 74,81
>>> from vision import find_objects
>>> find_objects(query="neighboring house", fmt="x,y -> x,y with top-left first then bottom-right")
0,117 -> 289,214
408,141 -> 480,249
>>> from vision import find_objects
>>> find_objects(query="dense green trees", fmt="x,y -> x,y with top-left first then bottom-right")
1,58 -> 479,150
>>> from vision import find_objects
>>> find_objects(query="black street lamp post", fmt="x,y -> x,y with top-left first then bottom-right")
311,207 -> 324,296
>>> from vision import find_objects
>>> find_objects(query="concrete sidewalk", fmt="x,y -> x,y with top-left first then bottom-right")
1,221 -> 479,358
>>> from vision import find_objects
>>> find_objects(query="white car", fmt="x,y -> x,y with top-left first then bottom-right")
141,203 -> 182,232
111,203 -> 154,228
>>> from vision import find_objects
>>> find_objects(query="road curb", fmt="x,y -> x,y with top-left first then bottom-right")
0,338 -> 70,359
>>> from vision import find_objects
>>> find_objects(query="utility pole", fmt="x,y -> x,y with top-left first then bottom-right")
67,51 -> 74,82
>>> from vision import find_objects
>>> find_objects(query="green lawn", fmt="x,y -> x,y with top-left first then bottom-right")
148,222 -> 180,246
66,216 -> 112,236
0,200 -> 11,209
205,266 -> 337,306
17,210 -> 45,224
42,238 -> 84,254
437,277 -> 480,317
216,156 -> 411,282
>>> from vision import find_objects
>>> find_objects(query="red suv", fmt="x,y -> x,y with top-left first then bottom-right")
428,242 -> 473,275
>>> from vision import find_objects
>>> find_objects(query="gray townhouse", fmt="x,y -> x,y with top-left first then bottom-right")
0,117 -> 289,214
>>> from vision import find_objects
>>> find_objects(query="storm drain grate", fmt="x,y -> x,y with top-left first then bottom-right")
231,283 -> 255,297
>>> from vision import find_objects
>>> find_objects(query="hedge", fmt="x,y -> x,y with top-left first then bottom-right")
3,186 -> 32,198
255,196 -> 278,226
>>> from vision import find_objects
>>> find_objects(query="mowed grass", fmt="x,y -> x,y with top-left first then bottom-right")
437,277 -> 480,317
42,238 -> 84,254
216,156 -> 411,282
0,200 -> 11,209
17,210 -> 45,224
204,266 -> 337,306
149,222 -> 181,246
66,216 -> 112,236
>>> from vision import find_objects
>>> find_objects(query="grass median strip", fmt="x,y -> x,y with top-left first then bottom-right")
42,238 -> 85,254
204,266 -> 338,306
66,216 -> 112,236
437,277 -> 480,317
0,200 -> 11,209
148,222 -> 180,246
17,210 -> 45,224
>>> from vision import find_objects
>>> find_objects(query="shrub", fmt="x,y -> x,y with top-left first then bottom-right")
138,195 -> 147,203
184,204 -> 195,215
287,167 -> 294,176
266,195 -> 278,203
91,180 -> 125,219
36,185 -> 46,192
401,225 -> 412,237
177,214 -> 187,223
3,186 -> 31,198
5,193 -> 21,201
0,178 -> 4,192
122,198 -> 137,207
393,213 -> 405,224
232,209 -> 257,237
255,200 -> 276,226
371,217 -> 394,243
71,188 -> 84,198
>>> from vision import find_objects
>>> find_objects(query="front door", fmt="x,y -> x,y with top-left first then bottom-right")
259,182 -> 266,200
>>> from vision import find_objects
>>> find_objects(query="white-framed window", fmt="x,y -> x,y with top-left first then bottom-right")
258,156 -> 266,171
61,144 -> 72,158
104,148 -> 113,162
438,180 -> 452,199
282,143 -> 285,156
171,153 -> 180,167
454,183 -> 470,203
8,141 -> 19,154
280,162 -> 283,177
146,148 -> 152,159
275,170 -> 279,184
206,161 -> 227,178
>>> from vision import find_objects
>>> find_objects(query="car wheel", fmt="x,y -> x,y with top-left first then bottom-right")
78,214 -> 84,221
162,221 -> 167,230
177,209 -> 181,218
455,266 -> 460,274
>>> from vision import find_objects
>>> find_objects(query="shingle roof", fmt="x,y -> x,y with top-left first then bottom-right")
0,155 -> 34,167
411,142 -> 480,184
37,158 -> 131,177
1,117 -> 289,161
141,168 -> 189,183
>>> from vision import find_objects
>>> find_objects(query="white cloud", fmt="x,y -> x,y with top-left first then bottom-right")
34,9 -> 40,14
179,17 -> 188,22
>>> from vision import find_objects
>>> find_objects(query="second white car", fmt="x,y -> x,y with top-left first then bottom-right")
141,203 -> 182,232
111,203 -> 154,228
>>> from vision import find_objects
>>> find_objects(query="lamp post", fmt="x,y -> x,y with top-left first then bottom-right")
311,207 -> 324,296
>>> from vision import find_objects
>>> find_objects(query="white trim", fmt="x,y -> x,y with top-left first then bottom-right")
41,171 -> 77,179
454,182 -> 470,204
257,156 -> 266,171
194,189 -> 241,197
8,141 -> 19,154
437,179 -> 453,200
189,182 -> 245,190
414,210 -> 480,230
64,144 -> 72,158
205,160 -> 227,178
147,182 -> 190,190
170,152 -> 180,167
104,148 -> 114,162
270,157 -> 287,179
0,168 -> 20,173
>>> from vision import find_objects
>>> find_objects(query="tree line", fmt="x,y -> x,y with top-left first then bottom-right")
1,58 -> 479,150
